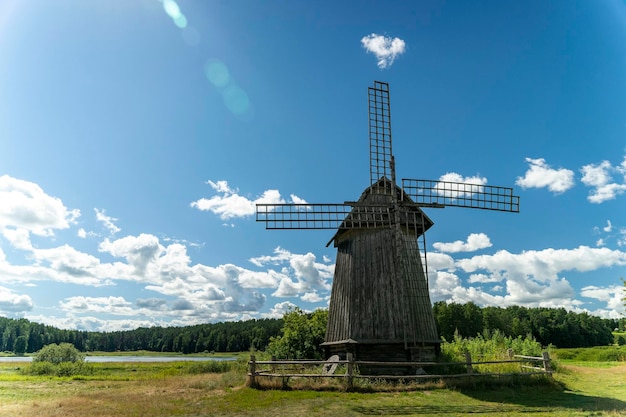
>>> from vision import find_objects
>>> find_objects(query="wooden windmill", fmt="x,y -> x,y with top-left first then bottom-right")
256,81 -> 519,370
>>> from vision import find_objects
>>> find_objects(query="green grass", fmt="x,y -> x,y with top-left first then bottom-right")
552,345 -> 626,362
1,353 -> 625,416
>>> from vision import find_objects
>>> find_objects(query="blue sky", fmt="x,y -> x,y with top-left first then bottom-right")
1,0 -> 625,331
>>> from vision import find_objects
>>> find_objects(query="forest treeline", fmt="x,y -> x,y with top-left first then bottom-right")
433,302 -> 621,348
0,302 -> 622,355
0,317 -> 283,355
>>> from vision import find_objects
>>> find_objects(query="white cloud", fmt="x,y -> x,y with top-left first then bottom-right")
516,158 -> 575,193
77,228 -> 98,239
207,180 -> 234,194
433,233 -> 492,253
580,285 -> 625,318
361,33 -> 406,69
191,180 -> 302,220
425,252 -> 456,271
436,173 -> 487,199
468,273 -> 499,284
301,292 -> 323,303
27,313 -> 166,332
437,245 -> 626,312
289,194 -> 308,205
603,220 -> 613,233
1,227 -> 32,250
457,246 -> 626,280
262,301 -> 298,319
95,208 -> 121,235
251,248 -> 334,298
231,265 -> 282,289
34,244 -> 103,277
0,175 -> 80,237
0,286 -> 34,313
580,158 -> 626,203
249,246 -> 292,267
99,234 -> 163,275
60,296 -> 133,315
191,180 -> 310,221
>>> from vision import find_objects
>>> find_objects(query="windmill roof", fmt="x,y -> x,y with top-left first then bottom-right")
328,178 -> 434,247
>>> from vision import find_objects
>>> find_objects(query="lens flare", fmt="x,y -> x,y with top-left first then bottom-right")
162,0 -> 187,28
204,60 -> 230,88
223,85 -> 250,116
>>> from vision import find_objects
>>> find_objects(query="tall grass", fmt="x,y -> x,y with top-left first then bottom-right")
442,330 -> 543,359
440,330 -> 545,374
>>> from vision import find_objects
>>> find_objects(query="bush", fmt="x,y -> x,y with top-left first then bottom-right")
25,343 -> 91,377
34,343 -> 85,365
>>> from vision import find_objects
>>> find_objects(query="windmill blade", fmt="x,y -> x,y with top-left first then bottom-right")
401,178 -> 520,212
369,81 -> 394,187
256,203 -> 400,229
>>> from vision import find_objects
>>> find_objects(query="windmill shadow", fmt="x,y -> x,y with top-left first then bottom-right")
457,382 -> 626,415
351,383 -> 626,415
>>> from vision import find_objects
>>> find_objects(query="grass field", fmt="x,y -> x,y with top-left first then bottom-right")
0,352 -> 625,416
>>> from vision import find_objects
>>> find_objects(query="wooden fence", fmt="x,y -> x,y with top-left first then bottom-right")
248,351 -> 552,389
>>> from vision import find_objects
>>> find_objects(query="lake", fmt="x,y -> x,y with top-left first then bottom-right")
0,356 -> 236,363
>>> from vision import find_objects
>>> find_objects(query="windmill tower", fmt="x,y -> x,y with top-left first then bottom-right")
257,81 -> 519,372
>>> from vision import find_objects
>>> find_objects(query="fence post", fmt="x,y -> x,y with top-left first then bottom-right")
542,351 -> 552,374
346,352 -> 354,389
249,355 -> 256,387
465,352 -> 473,374
271,355 -> 276,374
465,352 -> 474,374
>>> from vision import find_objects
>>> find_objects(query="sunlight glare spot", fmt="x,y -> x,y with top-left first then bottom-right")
163,0 -> 180,18
163,0 -> 187,28
182,26 -> 200,46
223,85 -> 250,116
204,60 -> 230,88
174,14 -> 187,29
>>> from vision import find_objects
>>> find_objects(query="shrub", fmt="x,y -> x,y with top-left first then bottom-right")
25,343 -> 91,377
34,343 -> 85,365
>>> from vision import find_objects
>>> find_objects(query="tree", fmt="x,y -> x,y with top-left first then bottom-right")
14,335 -> 28,356
267,308 -> 328,359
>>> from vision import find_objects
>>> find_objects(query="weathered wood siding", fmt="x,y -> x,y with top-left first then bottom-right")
325,181 -> 440,352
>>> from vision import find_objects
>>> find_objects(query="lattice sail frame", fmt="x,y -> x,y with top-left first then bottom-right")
401,179 -> 520,212
369,81 -> 394,188
255,178 -> 519,230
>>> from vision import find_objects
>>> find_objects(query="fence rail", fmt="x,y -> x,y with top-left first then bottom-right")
248,351 -> 552,388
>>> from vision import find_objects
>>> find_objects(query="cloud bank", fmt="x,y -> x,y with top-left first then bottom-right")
0,174 -> 624,331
